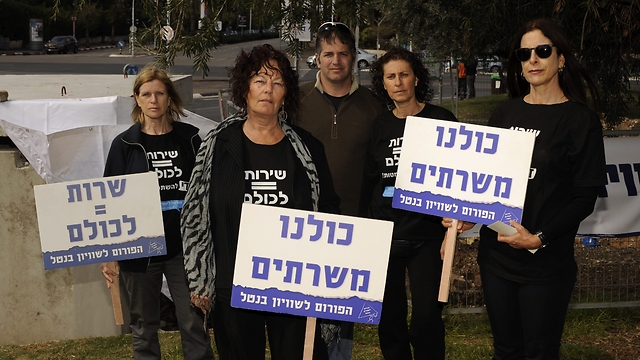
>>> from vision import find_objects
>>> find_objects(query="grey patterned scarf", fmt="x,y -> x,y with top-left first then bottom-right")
181,114 -> 320,306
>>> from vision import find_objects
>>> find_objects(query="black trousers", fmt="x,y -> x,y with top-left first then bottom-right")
212,288 -> 329,360
121,255 -> 215,360
481,269 -> 576,360
378,240 -> 445,360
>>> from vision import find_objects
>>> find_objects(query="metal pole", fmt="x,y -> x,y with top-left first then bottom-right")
167,0 -> 170,26
131,0 -> 135,57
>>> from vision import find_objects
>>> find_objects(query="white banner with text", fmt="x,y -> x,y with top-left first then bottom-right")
393,117 -> 535,229
232,203 -> 393,325
34,172 -> 166,270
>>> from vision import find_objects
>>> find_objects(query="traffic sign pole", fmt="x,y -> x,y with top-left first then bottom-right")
130,0 -> 135,57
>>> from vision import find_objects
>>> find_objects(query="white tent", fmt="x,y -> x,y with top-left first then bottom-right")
0,96 -> 218,184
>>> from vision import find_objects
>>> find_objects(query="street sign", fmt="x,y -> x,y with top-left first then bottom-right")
161,25 -> 174,41
117,40 -> 125,48
215,21 -> 222,31
123,64 -> 139,75
71,16 -> 77,21
129,25 -> 137,33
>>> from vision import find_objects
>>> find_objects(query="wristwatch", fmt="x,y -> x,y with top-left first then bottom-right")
535,231 -> 548,248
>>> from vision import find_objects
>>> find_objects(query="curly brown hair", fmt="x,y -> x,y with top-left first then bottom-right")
229,44 -> 299,120
370,47 -> 432,109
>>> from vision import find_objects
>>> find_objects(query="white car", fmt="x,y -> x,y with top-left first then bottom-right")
306,48 -> 378,69
356,48 -> 377,68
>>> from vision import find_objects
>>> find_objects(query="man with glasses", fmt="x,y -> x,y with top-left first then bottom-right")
293,22 -> 385,360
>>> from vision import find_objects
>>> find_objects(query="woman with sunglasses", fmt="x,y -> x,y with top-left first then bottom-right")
362,47 -> 457,360
448,18 -> 606,359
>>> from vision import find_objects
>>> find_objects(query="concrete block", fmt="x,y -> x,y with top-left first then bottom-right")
0,149 -> 121,345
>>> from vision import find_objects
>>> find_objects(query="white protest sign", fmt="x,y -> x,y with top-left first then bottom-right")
232,203 -> 393,325
34,172 -> 166,270
579,137 -> 640,237
393,117 -> 535,227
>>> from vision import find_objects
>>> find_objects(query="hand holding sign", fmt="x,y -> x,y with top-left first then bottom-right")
394,117 -> 535,301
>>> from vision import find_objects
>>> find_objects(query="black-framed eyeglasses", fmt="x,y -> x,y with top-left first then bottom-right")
514,44 -> 554,62
318,22 -> 350,34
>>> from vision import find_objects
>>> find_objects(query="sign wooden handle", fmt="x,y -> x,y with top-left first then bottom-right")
303,316 -> 317,360
438,220 -> 458,303
106,262 -> 124,325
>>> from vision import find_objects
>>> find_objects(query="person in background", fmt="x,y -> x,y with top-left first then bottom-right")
445,18 -> 606,359
457,60 -> 467,100
293,22 -> 386,360
362,47 -> 457,360
100,65 -> 215,360
180,44 -> 338,360
466,59 -> 477,98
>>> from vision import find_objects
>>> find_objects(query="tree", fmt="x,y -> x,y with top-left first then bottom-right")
75,0 -> 101,46
386,0 -> 640,128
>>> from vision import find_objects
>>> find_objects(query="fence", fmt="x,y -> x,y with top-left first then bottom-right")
445,236 -> 640,313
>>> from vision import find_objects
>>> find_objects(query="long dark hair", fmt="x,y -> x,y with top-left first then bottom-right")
229,44 -> 300,120
507,18 -> 599,111
370,47 -> 432,109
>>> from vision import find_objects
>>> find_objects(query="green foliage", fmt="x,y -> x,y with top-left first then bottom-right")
438,94 -> 509,123
385,0 -> 640,127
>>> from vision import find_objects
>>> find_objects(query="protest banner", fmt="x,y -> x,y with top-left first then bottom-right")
393,117 -> 535,228
34,172 -> 166,270
392,117 -> 535,300
232,203 -> 394,326
579,136 -> 640,237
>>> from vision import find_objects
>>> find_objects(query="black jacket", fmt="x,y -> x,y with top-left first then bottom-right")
104,121 -> 202,272
209,121 -> 341,288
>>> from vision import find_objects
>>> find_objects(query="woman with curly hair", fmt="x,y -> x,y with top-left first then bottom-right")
360,47 -> 457,359
180,44 -> 338,359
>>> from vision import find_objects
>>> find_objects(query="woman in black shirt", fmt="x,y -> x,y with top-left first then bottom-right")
361,47 -> 457,360
446,19 -> 607,359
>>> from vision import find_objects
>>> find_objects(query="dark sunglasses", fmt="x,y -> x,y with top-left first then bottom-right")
514,44 -> 554,62
318,22 -> 350,34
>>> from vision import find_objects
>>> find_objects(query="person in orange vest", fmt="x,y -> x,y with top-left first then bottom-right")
457,60 -> 467,100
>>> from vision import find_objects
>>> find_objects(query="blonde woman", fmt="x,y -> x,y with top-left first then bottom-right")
101,66 -> 214,360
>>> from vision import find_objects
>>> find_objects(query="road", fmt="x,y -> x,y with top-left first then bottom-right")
0,38 -> 497,121
0,38 -> 322,122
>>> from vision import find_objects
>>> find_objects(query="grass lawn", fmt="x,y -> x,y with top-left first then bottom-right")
2,307 -> 639,359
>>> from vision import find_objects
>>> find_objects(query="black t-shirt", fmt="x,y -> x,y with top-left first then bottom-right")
360,104 -> 458,242
242,132 -> 294,208
324,93 -> 348,114
478,98 -> 607,284
141,131 -> 194,262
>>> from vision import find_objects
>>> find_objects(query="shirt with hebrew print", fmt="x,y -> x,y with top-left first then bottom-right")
142,131 -> 193,261
242,132 -> 294,208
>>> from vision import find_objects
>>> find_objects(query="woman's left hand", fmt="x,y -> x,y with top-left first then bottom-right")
191,293 -> 212,313
496,220 -> 543,250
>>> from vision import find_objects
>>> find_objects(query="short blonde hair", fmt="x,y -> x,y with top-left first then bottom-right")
132,65 -> 186,124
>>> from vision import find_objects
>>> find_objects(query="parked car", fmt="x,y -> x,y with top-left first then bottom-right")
45,36 -> 78,54
476,55 -> 503,73
356,48 -> 377,68
443,56 -> 503,73
306,48 -> 378,69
